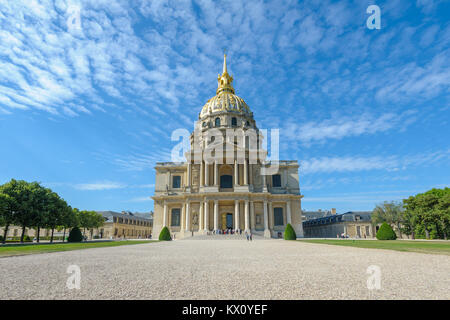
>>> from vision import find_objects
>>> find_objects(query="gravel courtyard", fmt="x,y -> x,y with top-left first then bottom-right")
1,239 -> 449,300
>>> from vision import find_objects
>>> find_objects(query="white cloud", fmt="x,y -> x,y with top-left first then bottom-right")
300,149 -> 450,174
74,181 -> 126,191
284,111 -> 417,146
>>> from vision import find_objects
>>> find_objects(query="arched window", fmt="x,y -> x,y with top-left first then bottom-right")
171,208 -> 181,227
220,175 -> 233,188
215,117 -> 221,127
274,208 -> 284,226
231,117 -> 237,126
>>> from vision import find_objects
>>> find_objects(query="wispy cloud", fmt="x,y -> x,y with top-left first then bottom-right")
74,181 -> 126,191
301,149 -> 450,174
284,110 -> 417,146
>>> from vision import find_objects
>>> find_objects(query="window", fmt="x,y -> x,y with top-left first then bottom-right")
246,121 -> 250,126
172,175 -> 181,188
220,175 -> 233,188
272,174 -> 281,187
231,117 -> 237,126
202,122 -> 207,127
274,207 -> 284,226
215,117 -> 220,127
171,208 -> 181,227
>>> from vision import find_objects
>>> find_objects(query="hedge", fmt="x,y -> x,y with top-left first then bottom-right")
376,222 -> 397,240
68,227 -> 83,242
158,227 -> 172,241
284,223 -> 297,240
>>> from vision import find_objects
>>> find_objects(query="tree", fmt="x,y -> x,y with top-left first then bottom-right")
372,201 -> 404,238
0,191 -> 16,244
29,184 -> 51,243
60,206 -> 78,242
68,226 -> 83,242
0,179 -> 38,243
284,223 -> 297,240
376,222 -> 397,240
403,188 -> 450,239
159,226 -> 171,241
77,210 -> 104,239
44,192 -> 67,243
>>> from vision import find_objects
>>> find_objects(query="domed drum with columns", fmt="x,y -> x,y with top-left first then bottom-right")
151,55 -> 304,239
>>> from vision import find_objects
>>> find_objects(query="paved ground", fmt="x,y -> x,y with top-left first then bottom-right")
1,239 -> 449,300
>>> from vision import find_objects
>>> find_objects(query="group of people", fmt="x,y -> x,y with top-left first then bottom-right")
207,229 -> 253,241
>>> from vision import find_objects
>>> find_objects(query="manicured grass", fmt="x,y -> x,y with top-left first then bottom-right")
0,240 -> 157,257
300,239 -> 450,256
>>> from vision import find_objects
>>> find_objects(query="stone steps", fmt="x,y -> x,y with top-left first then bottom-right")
180,233 -> 267,240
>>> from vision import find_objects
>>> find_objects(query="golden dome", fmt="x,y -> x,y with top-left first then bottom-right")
200,54 -> 251,118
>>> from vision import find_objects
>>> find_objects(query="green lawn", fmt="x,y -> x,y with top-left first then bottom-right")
300,239 -> 450,256
0,240 -> 157,257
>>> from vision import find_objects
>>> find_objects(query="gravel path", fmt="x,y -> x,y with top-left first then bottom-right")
0,239 -> 449,300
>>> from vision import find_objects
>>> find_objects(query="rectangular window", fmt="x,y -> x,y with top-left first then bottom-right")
272,174 -> 281,187
172,176 -> 181,188
274,207 -> 284,226
171,208 -> 181,227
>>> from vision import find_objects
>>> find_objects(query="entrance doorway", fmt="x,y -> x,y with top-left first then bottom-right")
221,213 -> 233,229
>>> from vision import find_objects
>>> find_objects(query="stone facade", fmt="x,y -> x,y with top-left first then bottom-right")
152,55 -> 304,239
302,211 -> 376,238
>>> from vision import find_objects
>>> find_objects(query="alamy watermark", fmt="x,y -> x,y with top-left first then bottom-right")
366,5 -> 381,30
66,264 -> 81,290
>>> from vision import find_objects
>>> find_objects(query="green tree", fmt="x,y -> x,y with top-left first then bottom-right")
372,201 -> 404,238
1,179 -> 38,243
0,191 -> 16,244
60,206 -> 78,242
159,226 -> 171,241
68,226 -> 83,242
44,192 -> 68,243
29,184 -> 51,243
376,222 -> 397,240
284,223 -> 297,240
403,188 -> 450,239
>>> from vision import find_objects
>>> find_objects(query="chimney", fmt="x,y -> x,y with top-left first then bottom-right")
331,208 -> 336,215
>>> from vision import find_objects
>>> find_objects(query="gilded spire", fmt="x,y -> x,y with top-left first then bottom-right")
217,53 -> 234,94
223,53 -> 227,74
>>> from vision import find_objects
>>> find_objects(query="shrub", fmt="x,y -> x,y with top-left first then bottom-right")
0,235 -> 3,242
68,227 -> 83,242
376,222 -> 397,240
158,226 -> 172,241
284,223 -> 297,240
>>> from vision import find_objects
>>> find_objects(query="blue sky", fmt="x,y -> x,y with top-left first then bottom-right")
0,0 -> 449,213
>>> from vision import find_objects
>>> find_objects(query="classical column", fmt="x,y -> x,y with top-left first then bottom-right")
234,160 -> 239,186
200,160 -> 204,187
249,164 -> 253,186
181,202 -> 185,230
286,200 -> 292,224
262,164 -> 267,192
244,159 -> 248,185
205,162 -> 209,187
185,201 -> 190,232
283,168 -> 287,188
163,201 -> 168,227
250,201 -> 255,230
214,200 -> 219,232
263,200 -> 270,238
235,200 -> 240,231
269,202 -> 273,229
204,200 -> 209,231
187,161 -> 191,188
214,161 -> 218,186
244,200 -> 250,232
199,200 -> 204,231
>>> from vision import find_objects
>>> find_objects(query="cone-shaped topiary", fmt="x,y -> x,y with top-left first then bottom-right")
68,227 -> 83,242
284,223 -> 297,240
158,226 -> 172,241
376,222 -> 397,240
